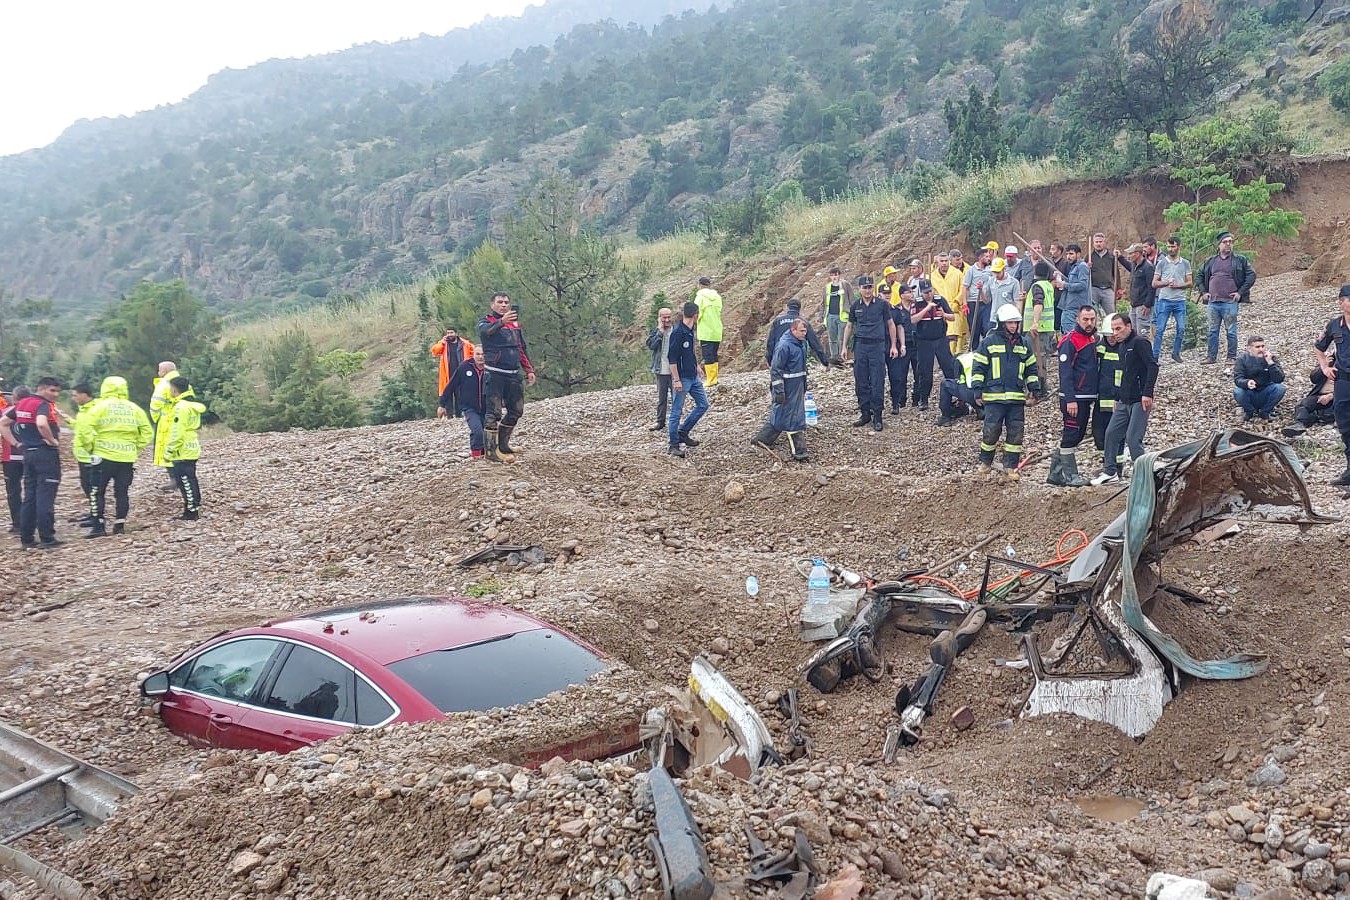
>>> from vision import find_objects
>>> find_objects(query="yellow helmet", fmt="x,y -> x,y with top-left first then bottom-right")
983,240 -> 1000,252
990,257 -> 1006,272
882,265 -> 898,277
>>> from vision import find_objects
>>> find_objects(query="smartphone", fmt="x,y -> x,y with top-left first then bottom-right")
510,304 -> 520,313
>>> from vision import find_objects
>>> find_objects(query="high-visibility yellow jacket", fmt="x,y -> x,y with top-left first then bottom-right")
71,399 -> 97,463
970,330 -> 1043,403
76,377 -> 153,464
930,265 -> 967,339
166,389 -> 206,462
694,288 -> 724,342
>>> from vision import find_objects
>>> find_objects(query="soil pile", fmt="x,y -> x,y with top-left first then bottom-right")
3,273 -> 1350,898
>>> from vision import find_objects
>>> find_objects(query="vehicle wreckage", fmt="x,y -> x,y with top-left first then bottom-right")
800,430 -> 1337,739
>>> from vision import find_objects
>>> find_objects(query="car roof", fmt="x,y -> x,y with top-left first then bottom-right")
255,596 -> 555,666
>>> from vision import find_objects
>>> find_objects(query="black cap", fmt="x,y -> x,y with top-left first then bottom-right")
1339,284 -> 1350,299
1215,230 -> 1233,243
787,297 -> 803,310
898,282 -> 914,294
857,275 -> 874,287
917,279 -> 934,291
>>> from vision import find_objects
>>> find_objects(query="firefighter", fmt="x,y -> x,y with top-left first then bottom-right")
1095,324 -> 1125,469
842,275 -> 898,432
752,318 -> 812,461
764,298 -> 829,369
1048,306 -> 1099,487
935,351 -> 978,426
970,305 -> 1046,481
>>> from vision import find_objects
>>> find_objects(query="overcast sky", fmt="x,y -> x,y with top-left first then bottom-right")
0,1 -> 534,157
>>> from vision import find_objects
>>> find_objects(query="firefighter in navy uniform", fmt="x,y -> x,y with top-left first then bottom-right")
1095,327 -> 1124,469
842,276 -> 898,432
477,292 -> 537,463
1048,306 -> 1100,487
970,306 -> 1046,482
764,298 -> 829,369
935,351 -> 977,425
1315,284 -> 1350,486
752,318 -> 813,461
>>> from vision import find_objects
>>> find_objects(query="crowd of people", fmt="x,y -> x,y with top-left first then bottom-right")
0,361 -> 205,549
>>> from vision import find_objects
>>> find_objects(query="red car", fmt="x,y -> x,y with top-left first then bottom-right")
140,596 -> 637,762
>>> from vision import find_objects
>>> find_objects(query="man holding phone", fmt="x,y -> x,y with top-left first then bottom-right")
477,292 -> 536,463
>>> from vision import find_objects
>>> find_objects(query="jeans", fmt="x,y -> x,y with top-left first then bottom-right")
1206,301 -> 1239,361
19,445 -> 60,544
1234,384 -> 1286,418
825,315 -> 845,360
463,408 -> 485,453
1153,299 -> 1186,360
654,373 -> 672,427
669,377 -> 709,446
1103,400 -> 1150,475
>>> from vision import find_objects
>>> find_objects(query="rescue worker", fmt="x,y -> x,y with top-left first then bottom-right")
76,376 -> 153,536
438,347 -> 487,458
842,275 -> 898,432
985,257 -> 1022,324
929,252 -> 965,354
70,383 -> 98,522
1092,313 -> 1159,485
477,292 -> 537,463
149,361 -> 180,490
667,301 -> 710,457
1281,362 -> 1337,438
645,308 -> 675,432
960,246 -> 996,347
0,386 -> 26,533
164,377 -> 206,520
694,276 -> 724,388
911,279 -> 957,412
886,282 -> 913,413
1095,325 -> 1124,466
764,298 -> 828,369
822,267 -> 853,363
1048,307 -> 1100,488
882,265 -> 903,298
1023,261 -> 1058,383
752,318 -> 812,462
935,351 -> 978,426
970,306 -> 1046,482
4,377 -> 64,548
1314,284 -> 1350,485
430,327 -> 475,397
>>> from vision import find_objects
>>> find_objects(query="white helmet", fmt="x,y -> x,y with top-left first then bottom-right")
996,305 -> 1021,324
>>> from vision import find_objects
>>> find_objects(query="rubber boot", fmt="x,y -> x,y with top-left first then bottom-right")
1046,450 -> 1067,486
497,425 -> 518,461
484,428 -> 503,463
785,431 -> 809,462
751,425 -> 781,451
1061,450 -> 1090,487
706,362 -> 719,387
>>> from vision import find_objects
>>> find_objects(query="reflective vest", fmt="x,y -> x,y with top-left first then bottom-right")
824,283 -> 850,322
956,352 -> 976,387
1023,280 -> 1057,333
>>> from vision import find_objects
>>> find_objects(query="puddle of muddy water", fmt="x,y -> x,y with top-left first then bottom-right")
1074,796 -> 1147,822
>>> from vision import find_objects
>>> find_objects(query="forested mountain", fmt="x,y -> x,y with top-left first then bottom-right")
0,0 -> 1336,311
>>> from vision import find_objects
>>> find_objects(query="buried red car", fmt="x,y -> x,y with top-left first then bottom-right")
140,596 -> 637,761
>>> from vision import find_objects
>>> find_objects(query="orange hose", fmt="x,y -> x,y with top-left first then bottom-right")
911,529 -> 1090,601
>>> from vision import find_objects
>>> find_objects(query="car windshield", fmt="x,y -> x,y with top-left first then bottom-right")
387,628 -> 607,713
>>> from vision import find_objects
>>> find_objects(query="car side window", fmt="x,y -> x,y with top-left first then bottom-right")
354,677 -> 394,726
262,645 -> 355,724
178,639 -> 280,701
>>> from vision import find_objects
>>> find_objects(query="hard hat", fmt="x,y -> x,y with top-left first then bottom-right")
882,265 -> 898,277
990,257 -> 1006,272
996,305 -> 1021,324
1004,245 -> 1019,256
984,240 -> 1000,252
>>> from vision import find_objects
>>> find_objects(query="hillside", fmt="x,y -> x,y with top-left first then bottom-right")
4,272 -> 1350,898
3,0 -> 1349,312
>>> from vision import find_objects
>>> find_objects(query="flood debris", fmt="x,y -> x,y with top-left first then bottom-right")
455,543 -> 549,568
744,825 -> 820,899
643,656 -> 779,779
893,608 -> 986,746
646,767 -> 715,900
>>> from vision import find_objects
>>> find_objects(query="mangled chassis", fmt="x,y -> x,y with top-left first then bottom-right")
801,430 -> 1337,738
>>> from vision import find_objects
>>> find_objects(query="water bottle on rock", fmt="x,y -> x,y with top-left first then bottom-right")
807,559 -> 830,606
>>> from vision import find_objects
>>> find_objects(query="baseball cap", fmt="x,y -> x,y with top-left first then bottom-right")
882,265 -> 898,277
1124,243 -> 1145,254
857,275 -> 874,287
899,281 -> 914,294
991,258 -> 1006,272
787,297 -> 803,310
983,240 -> 999,252
1004,245 -> 1018,256
1339,284 -> 1350,299
908,258 -> 922,267
879,282 -> 893,294
917,279 -> 934,291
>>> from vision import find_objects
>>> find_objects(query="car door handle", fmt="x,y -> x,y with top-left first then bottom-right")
210,713 -> 233,724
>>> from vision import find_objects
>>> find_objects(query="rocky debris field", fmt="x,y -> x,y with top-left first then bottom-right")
3,273 -> 1350,899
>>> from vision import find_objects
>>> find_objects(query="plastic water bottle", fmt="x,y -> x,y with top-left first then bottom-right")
807,559 -> 830,606
804,392 -> 819,427
745,576 -> 760,598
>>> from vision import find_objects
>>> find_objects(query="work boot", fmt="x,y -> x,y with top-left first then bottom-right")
1281,422 -> 1307,438
484,428 -> 504,463
1332,469 -> 1350,486
934,416 -> 954,427
85,522 -> 108,538
1060,451 -> 1090,487
678,431 -> 700,447
785,431 -> 809,462
751,425 -> 780,451
497,425 -> 519,458
871,413 -> 883,432
706,362 -> 719,387
1004,470 -> 1021,483
976,462 -> 992,476
112,522 -> 125,535
668,443 -> 686,458
176,510 -> 200,521
852,413 -> 870,427
1046,451 -> 1067,486
890,402 -> 900,415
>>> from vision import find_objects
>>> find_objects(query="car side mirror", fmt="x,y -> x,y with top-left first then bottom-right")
141,672 -> 170,697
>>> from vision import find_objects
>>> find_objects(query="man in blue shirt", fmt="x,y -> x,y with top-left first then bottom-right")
666,302 -> 710,458
1061,244 -> 1092,335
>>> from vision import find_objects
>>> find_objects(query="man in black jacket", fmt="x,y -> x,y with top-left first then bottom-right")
1232,335 -> 1286,422
1115,243 -> 1156,342
765,298 -> 829,369
1092,313 -> 1159,485
644,307 -> 675,432
1198,231 -> 1257,369
477,292 -> 537,463
437,347 -> 487,458
1281,364 -> 1338,438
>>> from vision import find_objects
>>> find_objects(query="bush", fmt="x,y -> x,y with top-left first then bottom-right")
370,352 -> 438,424
946,171 -> 1012,236
217,330 -> 363,432
1318,57 -> 1350,112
